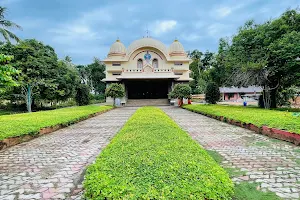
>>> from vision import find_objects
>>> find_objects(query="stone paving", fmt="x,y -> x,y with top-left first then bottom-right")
162,107 -> 300,200
0,107 -> 137,200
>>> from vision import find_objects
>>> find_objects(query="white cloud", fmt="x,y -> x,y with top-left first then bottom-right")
152,20 -> 177,36
216,6 -> 232,17
180,33 -> 202,42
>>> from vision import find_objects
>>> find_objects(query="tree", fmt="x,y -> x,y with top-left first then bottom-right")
86,58 -> 106,94
205,82 -> 220,104
75,84 -> 90,106
0,53 -> 18,89
105,83 -> 125,106
214,9 -> 300,108
0,7 -> 22,42
0,39 -> 59,112
169,84 -> 191,107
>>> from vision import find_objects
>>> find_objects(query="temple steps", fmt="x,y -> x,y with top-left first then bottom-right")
126,99 -> 169,107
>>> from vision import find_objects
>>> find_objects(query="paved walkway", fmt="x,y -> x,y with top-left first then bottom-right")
162,107 -> 300,200
0,107 -> 137,200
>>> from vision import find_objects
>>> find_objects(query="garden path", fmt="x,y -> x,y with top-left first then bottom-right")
162,106 -> 300,200
0,107 -> 137,200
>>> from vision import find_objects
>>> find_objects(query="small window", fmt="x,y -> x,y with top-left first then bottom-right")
152,59 -> 158,68
112,63 -> 121,66
174,62 -> 183,66
174,72 -> 183,75
112,72 -> 121,76
137,59 -> 143,68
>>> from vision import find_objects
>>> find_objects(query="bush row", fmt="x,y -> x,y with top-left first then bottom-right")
84,107 -> 233,199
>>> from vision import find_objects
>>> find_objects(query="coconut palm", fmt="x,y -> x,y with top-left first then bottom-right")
0,6 -> 22,42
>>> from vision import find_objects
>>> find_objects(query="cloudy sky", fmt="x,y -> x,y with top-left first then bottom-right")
2,0 -> 299,64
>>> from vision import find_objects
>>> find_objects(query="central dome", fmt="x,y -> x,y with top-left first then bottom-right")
127,37 -> 168,58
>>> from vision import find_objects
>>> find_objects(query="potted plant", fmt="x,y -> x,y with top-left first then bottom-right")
168,84 -> 192,107
105,83 -> 125,106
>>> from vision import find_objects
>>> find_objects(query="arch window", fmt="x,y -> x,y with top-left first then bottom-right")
152,58 -> 158,68
137,59 -> 143,68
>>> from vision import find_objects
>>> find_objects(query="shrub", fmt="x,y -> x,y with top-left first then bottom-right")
84,107 -> 233,199
105,83 -> 125,106
75,84 -> 90,106
169,84 -> 191,106
183,104 -> 300,134
205,82 -> 220,104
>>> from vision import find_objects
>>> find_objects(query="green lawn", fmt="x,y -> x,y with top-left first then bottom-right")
0,105 -> 113,140
84,107 -> 233,199
183,104 -> 300,134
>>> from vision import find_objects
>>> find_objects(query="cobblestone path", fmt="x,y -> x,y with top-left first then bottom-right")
162,107 -> 300,200
0,107 -> 137,200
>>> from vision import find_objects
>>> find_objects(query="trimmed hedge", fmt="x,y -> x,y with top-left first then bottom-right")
0,105 -> 113,140
84,107 -> 233,199
183,104 -> 300,134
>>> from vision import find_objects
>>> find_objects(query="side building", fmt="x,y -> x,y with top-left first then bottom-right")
102,37 -> 192,105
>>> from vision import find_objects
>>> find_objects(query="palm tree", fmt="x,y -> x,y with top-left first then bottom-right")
0,6 -> 22,42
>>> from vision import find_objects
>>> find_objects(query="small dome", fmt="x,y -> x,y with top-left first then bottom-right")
108,39 -> 126,57
169,39 -> 185,56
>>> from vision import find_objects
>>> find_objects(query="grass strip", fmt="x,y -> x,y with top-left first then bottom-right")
0,105 -> 113,140
183,104 -> 300,134
207,150 -> 280,200
84,107 -> 233,199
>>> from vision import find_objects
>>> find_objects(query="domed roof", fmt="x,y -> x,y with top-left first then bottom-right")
108,39 -> 126,57
169,39 -> 186,56
127,37 -> 168,58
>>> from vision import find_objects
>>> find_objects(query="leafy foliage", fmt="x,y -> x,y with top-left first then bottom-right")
0,53 -> 18,88
205,82 -> 220,104
105,83 -> 125,105
0,105 -> 113,140
210,9 -> 300,108
84,107 -> 233,199
75,84 -> 90,106
183,104 -> 300,134
0,7 -> 22,42
169,84 -> 191,99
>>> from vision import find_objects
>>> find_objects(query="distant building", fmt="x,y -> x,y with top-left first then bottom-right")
102,37 -> 192,105
220,86 -> 262,101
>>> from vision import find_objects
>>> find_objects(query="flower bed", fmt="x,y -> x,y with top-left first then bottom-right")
84,107 -> 233,199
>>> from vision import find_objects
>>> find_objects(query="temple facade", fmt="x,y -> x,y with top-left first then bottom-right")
103,37 -> 192,104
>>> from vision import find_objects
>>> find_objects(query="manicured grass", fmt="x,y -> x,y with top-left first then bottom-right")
0,105 -> 113,140
183,104 -> 300,134
84,107 -> 233,199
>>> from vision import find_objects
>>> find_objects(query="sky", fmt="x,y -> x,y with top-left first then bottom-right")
1,0 -> 299,64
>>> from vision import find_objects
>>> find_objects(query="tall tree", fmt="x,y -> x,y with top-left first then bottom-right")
0,7 -> 22,42
215,9 -> 300,108
86,57 -> 106,94
0,39 -> 59,112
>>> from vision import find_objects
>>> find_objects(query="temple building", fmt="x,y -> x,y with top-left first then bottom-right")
103,37 -> 192,105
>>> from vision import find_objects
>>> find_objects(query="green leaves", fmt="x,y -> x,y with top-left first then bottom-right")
169,84 -> 191,99
105,83 -> 125,99
0,53 -> 19,89
84,107 -> 233,199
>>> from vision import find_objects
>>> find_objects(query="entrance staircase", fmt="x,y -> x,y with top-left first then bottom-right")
126,99 -> 169,107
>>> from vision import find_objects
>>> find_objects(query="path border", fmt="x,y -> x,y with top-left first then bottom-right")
0,108 -> 114,151
183,107 -> 300,146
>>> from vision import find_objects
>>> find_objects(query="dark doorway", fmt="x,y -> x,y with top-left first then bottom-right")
126,80 -> 169,99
